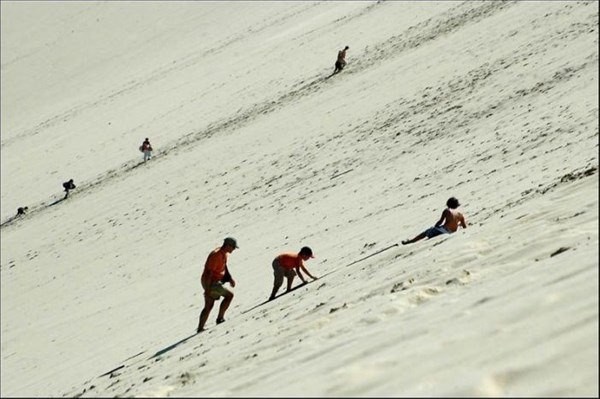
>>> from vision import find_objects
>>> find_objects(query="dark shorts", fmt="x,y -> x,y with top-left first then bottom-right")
272,259 -> 296,286
335,60 -> 345,70
425,226 -> 450,239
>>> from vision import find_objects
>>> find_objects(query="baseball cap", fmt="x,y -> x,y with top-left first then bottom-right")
223,237 -> 239,248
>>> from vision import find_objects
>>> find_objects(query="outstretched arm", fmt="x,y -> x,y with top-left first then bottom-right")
295,266 -> 307,283
299,264 -> 317,280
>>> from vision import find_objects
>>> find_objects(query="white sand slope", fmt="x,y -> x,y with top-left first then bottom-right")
1,1 -> 598,397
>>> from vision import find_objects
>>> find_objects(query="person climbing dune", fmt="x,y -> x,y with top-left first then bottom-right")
269,246 -> 318,300
139,138 -> 153,162
62,179 -> 76,199
332,45 -> 349,75
196,237 -> 239,333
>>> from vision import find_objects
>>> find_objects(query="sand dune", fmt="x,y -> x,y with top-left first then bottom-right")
1,1 -> 597,397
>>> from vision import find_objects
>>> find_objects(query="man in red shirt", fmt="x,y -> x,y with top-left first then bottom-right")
269,246 -> 318,300
197,237 -> 238,333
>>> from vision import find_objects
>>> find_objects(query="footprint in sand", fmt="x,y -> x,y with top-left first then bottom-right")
390,277 -> 415,293
408,286 -> 441,305
446,269 -> 472,286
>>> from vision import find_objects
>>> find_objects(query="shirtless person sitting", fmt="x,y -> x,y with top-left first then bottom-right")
401,197 -> 467,245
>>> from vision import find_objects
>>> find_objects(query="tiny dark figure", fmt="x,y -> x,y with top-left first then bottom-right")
333,46 -> 349,75
63,179 -> 76,198
16,206 -> 28,216
140,138 -> 153,162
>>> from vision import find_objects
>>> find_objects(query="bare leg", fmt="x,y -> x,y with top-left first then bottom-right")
270,280 -> 282,300
332,62 -> 342,75
286,275 -> 295,292
402,231 -> 427,245
216,293 -> 234,323
197,295 -> 215,332
270,268 -> 284,300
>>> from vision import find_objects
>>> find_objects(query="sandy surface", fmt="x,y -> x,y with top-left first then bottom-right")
1,1 -> 598,397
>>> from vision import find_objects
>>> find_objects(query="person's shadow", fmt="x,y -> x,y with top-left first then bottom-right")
49,197 -> 66,207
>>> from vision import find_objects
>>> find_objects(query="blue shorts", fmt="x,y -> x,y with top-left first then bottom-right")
425,226 -> 450,239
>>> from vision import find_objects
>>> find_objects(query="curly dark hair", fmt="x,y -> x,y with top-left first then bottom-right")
446,197 -> 460,209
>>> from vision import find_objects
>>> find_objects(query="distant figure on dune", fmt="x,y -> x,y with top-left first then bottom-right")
269,246 -> 318,300
139,138 -> 153,162
1,206 -> 29,226
401,197 -> 467,245
62,179 -> 76,199
197,237 -> 239,333
332,45 -> 349,75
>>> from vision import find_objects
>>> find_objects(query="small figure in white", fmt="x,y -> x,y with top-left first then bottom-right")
140,138 -> 153,162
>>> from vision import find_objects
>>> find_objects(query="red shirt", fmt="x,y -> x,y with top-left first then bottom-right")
202,247 -> 228,282
276,252 -> 303,270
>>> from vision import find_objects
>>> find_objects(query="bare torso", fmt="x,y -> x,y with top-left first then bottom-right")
441,208 -> 467,232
